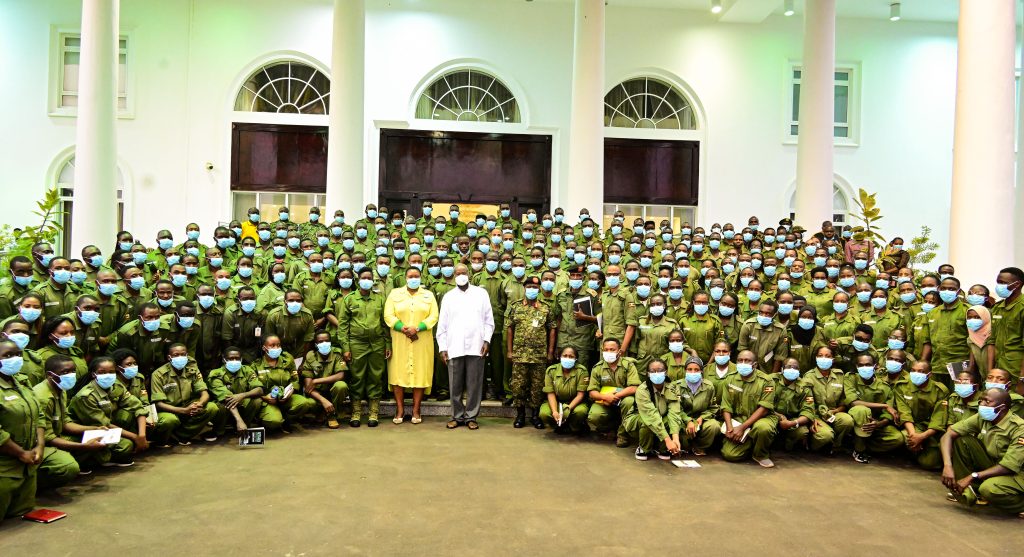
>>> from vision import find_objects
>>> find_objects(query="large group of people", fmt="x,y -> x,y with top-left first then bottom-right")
1,201 -> 1023,522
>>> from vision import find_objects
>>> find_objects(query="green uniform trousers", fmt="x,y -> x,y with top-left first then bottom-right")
433,351 -> 450,397
775,424 -> 811,451
680,419 -> 720,452
37,447 -> 79,489
721,417 -> 778,462
848,406 -> 905,453
312,381 -> 349,419
817,412 -> 854,449
155,402 -> 220,442
61,433 -> 134,468
807,421 -> 837,452
586,397 -> 636,436
213,398 -> 263,436
622,411 -> 671,452
951,435 -> 1024,514
487,332 -> 509,397
259,395 -> 315,431
902,425 -> 943,470
539,401 -> 589,433
510,362 -> 546,408
349,337 -> 385,402
0,467 -> 37,523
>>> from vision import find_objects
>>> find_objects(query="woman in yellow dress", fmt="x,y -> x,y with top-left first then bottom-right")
384,267 -> 438,424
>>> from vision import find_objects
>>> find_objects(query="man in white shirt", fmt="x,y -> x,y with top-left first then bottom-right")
436,264 -> 495,429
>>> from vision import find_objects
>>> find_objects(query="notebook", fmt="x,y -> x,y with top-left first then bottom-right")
23,509 -> 67,523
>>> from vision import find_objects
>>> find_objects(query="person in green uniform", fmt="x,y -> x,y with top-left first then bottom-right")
676,355 -> 721,455
920,277 -> 970,388
68,356 -> 148,462
801,345 -> 853,452
35,316 -> 88,388
622,359 -> 683,461
0,338 -> 45,523
221,286 -> 265,364
264,289 -> 315,359
33,355 -> 106,484
539,347 -> 590,434
0,256 -> 35,321
587,338 -> 640,446
720,350 -> 778,467
254,335 -> 315,432
844,352 -> 905,463
554,265 -> 600,368
600,265 -> 633,356
506,276 -> 557,429
703,340 -> 737,403
256,263 -> 288,313
207,346 -> 264,437
983,368 -> 1024,416
473,253 -> 509,400
940,388 -> 1024,516
631,294 -> 678,377
928,370 -> 981,446
2,321 -> 44,385
678,291 -> 722,364
108,348 -> 152,433
338,270 -> 390,427
859,287 -> 904,350
772,358 -> 822,453
896,361 -> 950,470
32,257 -> 78,321
107,303 -> 173,377
788,306 -> 827,372
149,344 -> 220,445
300,331 -> 349,429
737,300 -> 789,374
988,267 -> 1024,389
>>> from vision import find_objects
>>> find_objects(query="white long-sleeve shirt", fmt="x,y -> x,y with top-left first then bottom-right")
435,284 -> 495,359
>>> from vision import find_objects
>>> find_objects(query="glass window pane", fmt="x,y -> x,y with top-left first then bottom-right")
63,52 -> 80,91
792,83 -> 800,121
233,192 -> 257,222
834,85 -> 849,124
288,193 -> 316,223
834,71 -> 849,82
61,94 -> 78,107
118,39 -> 127,51
64,36 -> 80,49
834,126 -> 849,138
793,69 -> 801,79
790,124 -> 799,135
259,193 -> 286,218
234,61 -> 330,115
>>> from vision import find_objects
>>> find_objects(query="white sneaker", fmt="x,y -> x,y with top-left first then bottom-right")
634,447 -> 649,461
756,458 -> 775,468
101,461 -> 134,468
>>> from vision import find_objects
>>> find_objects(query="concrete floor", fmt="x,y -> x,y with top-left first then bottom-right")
1,417 -> 1020,556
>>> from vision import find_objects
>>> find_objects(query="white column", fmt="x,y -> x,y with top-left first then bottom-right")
565,0 -> 605,219
793,0 -> 836,230
950,0 -> 1017,286
1015,1 -> 1024,266
325,0 -> 365,215
71,0 -> 119,256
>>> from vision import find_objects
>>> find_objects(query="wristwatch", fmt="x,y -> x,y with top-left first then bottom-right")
971,472 -> 980,482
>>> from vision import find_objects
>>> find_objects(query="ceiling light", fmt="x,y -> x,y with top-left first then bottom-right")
711,0 -> 722,14
890,2 -> 901,21
784,0 -> 794,17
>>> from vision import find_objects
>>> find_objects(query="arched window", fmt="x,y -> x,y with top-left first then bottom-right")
234,61 -> 330,115
56,155 -> 125,256
415,69 -> 520,123
604,77 -> 697,130
788,185 -> 850,226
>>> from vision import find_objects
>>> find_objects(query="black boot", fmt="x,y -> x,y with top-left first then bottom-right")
513,406 -> 526,428
531,408 -> 545,429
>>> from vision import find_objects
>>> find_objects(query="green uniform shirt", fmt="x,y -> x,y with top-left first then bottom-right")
738,318 -> 789,368
207,365 -> 264,401
68,379 -> 147,426
801,369 -> 847,417
587,358 -> 641,392
300,348 -> 348,382
337,291 -> 389,351
600,288 -> 634,344
927,393 -> 978,432
841,374 -> 895,421
31,381 -> 69,442
674,378 -> 719,422
803,287 -> 837,319
0,281 -> 32,321
773,376 -> 817,422
950,412 -> 1024,474
255,282 -> 286,313
822,312 -> 859,346
32,281 -> 78,321
506,301 -> 555,364
894,379 -> 949,429
859,310 -> 904,350
920,300 -> 970,371
786,327 -> 827,373
988,295 -> 1024,377
634,316 -> 678,363
264,307 -> 315,357
542,363 -> 589,402
150,361 -> 208,407
253,353 -> 300,391
292,272 -> 331,319
554,289 -> 600,351
633,382 -> 682,440
720,370 -> 775,419
221,306 -> 267,363
703,361 -> 738,404
0,375 -> 44,479
473,272 -> 509,331
678,313 -> 723,364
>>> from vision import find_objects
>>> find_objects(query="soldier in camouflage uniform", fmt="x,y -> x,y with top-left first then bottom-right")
506,276 -> 556,428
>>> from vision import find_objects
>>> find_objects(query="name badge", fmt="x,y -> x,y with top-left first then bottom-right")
831,383 -> 842,388
903,395 -> 913,400
164,383 -> 178,389
749,335 -> 758,340
792,344 -> 803,349
257,369 -> 269,375
99,400 -> 111,406
728,384 -> 744,393
4,395 -> 17,401
45,302 -> 59,306
992,315 -> 1003,320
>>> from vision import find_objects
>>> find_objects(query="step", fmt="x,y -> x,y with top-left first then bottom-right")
366,399 -> 518,418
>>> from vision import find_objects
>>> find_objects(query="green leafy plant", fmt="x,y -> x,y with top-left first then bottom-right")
907,225 -> 939,269
0,187 -> 64,272
849,188 -> 886,246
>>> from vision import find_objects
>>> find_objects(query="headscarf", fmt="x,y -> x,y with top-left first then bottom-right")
685,355 -> 704,369
791,306 -> 818,347
967,304 -> 991,348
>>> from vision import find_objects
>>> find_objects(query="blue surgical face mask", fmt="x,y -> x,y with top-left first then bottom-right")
224,359 -> 243,374
885,359 -> 903,374
887,338 -> 906,351
838,277 -> 855,288
709,287 -> 724,301
121,365 -> 139,379
265,347 -> 283,359
78,309 -> 99,325
649,305 -> 665,317
649,371 -> 667,385
833,302 -> 848,314
966,318 -> 983,332
12,275 -> 32,287
763,265 -> 777,277
286,301 -> 302,314
316,341 -> 332,355
606,276 -> 620,288
216,277 -> 233,291
985,382 -> 1008,391
170,274 -> 187,288
635,285 -> 651,298
258,230 -> 272,242
739,276 -> 752,288
198,295 -> 216,309
900,292 -> 917,305
55,335 -> 76,349
797,317 -> 815,330
777,303 -> 793,316
240,299 -> 257,313
187,230 -> 201,241
756,315 -> 772,327
53,373 -> 77,391
170,355 -> 189,370
736,363 -> 754,377
560,357 -> 577,370
857,366 -> 876,380
683,371 -> 702,384
524,288 -> 539,300
96,373 -> 116,390
939,290 -> 958,304
407,277 -> 421,290
52,269 -> 71,284
568,279 -> 583,291
777,280 -> 791,292
995,283 -> 1016,299
856,291 -> 871,303
852,339 -> 870,352
965,293 -> 986,307
0,356 -> 24,376
142,318 -> 161,332
953,383 -> 975,398
119,241 -> 134,252
977,404 -> 1002,422
782,368 -> 801,382
273,272 -> 286,284
177,316 -> 195,329
157,297 -> 174,308
747,290 -> 762,302
816,357 -> 833,370
692,303 -> 709,315
870,297 -> 887,310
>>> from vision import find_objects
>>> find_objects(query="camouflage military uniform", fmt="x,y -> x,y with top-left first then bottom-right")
506,300 -> 555,408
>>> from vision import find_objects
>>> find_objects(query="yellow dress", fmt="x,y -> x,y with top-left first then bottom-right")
384,286 -> 439,392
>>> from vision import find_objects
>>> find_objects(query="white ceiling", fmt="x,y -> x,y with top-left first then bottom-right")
526,0 -> 962,23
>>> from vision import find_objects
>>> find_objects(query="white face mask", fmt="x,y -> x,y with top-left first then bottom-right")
455,274 -> 470,286
602,351 -> 618,364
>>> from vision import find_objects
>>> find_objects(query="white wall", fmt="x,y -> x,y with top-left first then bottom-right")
0,0 -> 966,264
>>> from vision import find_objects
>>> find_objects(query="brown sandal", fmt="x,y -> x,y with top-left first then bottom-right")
466,421 -> 479,430
446,420 -> 461,429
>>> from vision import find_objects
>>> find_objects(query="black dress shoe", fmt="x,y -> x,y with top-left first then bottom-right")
513,407 -> 526,428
